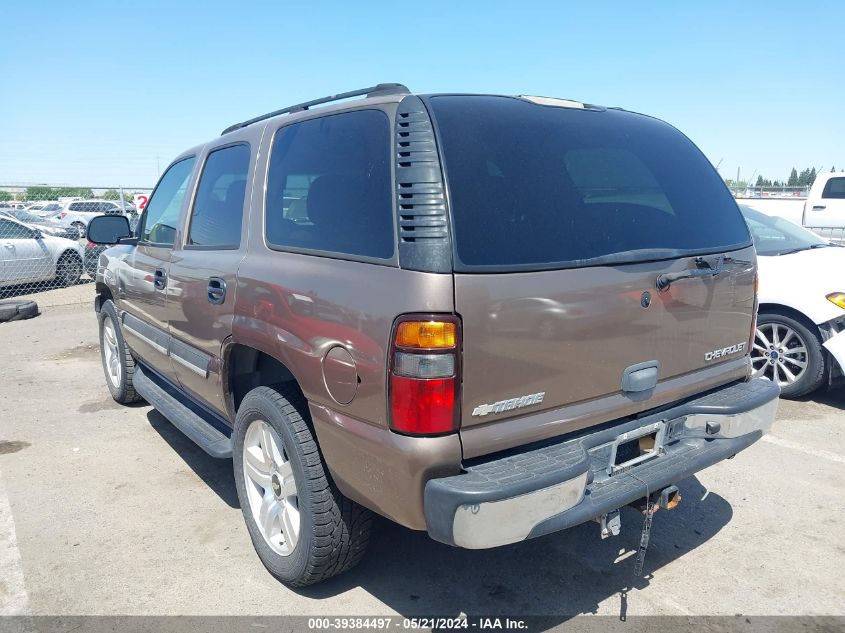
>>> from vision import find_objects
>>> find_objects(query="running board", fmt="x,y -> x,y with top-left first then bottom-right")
134,366 -> 233,459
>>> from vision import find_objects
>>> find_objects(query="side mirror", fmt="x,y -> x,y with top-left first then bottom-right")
87,215 -> 132,245
32,229 -> 43,240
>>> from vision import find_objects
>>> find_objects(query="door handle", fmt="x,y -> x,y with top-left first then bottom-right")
207,277 -> 226,304
812,205 -> 826,210
154,268 -> 167,290
3,243 -> 14,249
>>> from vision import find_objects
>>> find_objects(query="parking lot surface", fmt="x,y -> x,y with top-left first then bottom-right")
1,296 -> 843,619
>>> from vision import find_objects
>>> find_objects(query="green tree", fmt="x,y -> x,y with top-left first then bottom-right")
787,167 -> 798,187
0,190 -> 12,201
103,189 -> 120,200
25,186 -> 54,200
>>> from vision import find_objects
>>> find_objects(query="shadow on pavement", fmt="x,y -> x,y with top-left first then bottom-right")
800,387 -> 845,409
146,409 -> 239,508
305,477 -> 731,621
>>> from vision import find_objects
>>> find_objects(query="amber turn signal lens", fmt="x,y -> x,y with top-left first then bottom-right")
827,293 -> 845,310
395,321 -> 456,349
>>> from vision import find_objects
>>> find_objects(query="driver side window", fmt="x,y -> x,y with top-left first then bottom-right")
139,157 -> 196,246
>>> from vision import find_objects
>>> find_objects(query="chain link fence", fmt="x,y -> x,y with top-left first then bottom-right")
730,185 -> 810,198
0,185 -> 151,312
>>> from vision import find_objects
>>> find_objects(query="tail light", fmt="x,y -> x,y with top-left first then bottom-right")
389,315 -> 461,436
60,212 -> 67,219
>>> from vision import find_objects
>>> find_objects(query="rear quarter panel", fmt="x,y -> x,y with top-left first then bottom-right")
232,251 -> 454,426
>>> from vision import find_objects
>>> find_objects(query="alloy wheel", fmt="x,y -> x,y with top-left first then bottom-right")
751,322 -> 809,387
242,419 -> 300,556
101,319 -> 121,388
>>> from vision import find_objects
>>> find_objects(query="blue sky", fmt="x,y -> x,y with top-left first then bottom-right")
1,1 -> 843,188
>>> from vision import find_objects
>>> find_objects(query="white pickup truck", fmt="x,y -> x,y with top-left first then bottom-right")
803,172 -> 845,242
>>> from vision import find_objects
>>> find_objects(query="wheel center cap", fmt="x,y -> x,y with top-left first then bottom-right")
770,351 -> 779,360
271,474 -> 282,498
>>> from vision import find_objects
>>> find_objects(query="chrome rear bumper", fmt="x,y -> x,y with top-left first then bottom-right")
424,378 -> 779,549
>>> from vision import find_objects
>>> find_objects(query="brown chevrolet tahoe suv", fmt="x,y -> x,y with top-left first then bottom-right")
87,83 -> 779,587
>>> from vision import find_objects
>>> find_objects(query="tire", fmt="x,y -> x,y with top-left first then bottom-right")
55,251 -> 83,287
0,299 -> 39,322
233,385 -> 372,587
98,300 -> 141,404
751,311 -> 825,398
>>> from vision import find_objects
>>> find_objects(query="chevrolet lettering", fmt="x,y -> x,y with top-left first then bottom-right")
705,342 -> 748,362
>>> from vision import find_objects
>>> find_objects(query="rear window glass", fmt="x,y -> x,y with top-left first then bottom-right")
822,177 -> 845,199
428,96 -> 750,270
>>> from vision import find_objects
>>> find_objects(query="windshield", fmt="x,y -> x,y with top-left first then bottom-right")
428,96 -> 751,271
740,206 -> 828,255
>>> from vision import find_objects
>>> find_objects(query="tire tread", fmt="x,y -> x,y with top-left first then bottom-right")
236,385 -> 372,587
99,300 -> 141,404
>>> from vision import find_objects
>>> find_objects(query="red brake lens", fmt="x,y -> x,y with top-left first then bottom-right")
388,314 -> 461,436
389,375 -> 456,435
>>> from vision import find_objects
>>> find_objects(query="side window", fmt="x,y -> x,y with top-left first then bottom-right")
187,144 -> 250,248
140,157 -> 196,246
0,219 -> 30,239
69,202 -> 83,212
265,109 -> 394,259
822,177 -> 845,199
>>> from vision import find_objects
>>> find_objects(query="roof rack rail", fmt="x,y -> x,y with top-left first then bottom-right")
221,83 -> 410,135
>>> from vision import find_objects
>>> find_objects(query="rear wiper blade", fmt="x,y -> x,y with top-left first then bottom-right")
655,254 -> 749,291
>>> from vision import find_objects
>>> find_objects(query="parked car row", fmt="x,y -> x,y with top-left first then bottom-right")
2,199 -> 139,238
0,198 -> 144,290
0,215 -> 84,290
58,199 -> 136,237
0,208 -> 78,239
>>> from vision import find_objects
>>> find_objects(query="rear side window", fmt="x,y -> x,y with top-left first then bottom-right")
822,177 -> 845,199
428,96 -> 751,270
69,202 -> 83,212
188,144 -> 250,248
265,109 -> 394,260
140,157 -> 196,246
